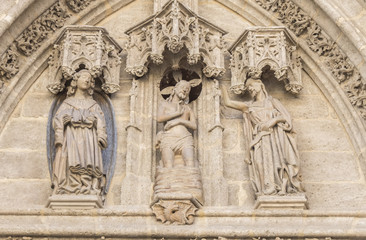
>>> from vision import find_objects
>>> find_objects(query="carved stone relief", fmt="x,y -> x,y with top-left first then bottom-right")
46,26 -> 121,209
254,0 -> 366,120
0,0 -> 97,92
0,44 -> 19,90
47,26 -> 122,95
15,2 -> 70,56
229,27 -> 302,95
124,0 -> 227,78
222,78 -> 307,209
66,0 -> 96,13
152,71 -> 203,224
124,0 -> 228,214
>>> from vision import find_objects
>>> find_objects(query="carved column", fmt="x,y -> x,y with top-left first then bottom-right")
46,26 -> 122,209
197,78 -> 228,206
229,27 -> 302,95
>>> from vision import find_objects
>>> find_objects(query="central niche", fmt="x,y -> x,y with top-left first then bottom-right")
159,67 -> 202,103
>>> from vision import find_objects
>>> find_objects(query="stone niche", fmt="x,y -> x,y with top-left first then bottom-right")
46,26 -> 122,209
123,0 -> 228,224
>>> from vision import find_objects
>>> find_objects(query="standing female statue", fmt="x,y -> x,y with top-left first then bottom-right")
52,69 -> 107,196
222,78 -> 304,196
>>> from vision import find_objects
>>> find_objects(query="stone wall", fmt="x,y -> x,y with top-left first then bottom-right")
0,0 -> 366,239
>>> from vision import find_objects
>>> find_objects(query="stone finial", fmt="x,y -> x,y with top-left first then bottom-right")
47,26 -> 122,95
125,0 -> 227,78
229,27 -> 302,95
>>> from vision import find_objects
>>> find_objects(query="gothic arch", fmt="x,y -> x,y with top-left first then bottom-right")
0,0 -> 365,172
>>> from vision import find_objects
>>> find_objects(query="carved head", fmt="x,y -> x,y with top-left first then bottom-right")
168,80 -> 191,104
246,78 -> 268,99
67,69 -> 95,97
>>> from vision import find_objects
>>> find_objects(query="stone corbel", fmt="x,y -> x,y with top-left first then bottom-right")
47,26 -> 122,95
229,27 -> 302,95
124,0 -> 227,79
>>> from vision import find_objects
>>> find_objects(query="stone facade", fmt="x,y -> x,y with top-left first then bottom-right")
0,0 -> 365,239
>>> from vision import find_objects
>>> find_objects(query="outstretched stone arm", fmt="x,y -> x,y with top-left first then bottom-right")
221,85 -> 248,112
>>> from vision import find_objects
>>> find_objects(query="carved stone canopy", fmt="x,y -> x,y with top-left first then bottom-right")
229,27 -> 302,95
47,26 -> 122,95
124,0 -> 227,78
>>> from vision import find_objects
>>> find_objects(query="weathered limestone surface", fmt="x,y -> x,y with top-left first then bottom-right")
0,0 -> 365,239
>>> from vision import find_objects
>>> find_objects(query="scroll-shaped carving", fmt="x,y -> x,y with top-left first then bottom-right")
15,2 -> 70,56
47,26 -> 122,95
152,79 -> 203,224
221,79 -> 307,209
229,27 -> 302,95
125,0 -> 227,78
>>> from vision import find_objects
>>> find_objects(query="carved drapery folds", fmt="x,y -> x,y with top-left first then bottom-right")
46,26 -> 121,209
124,0 -> 227,78
229,27 -> 302,95
47,26 -> 122,95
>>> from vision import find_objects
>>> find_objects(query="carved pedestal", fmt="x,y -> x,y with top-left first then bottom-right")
151,193 -> 202,225
152,156 -> 203,224
46,195 -> 103,210
254,194 -> 308,210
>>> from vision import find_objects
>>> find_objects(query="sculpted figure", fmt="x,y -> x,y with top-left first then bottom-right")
222,78 -> 304,196
156,80 -> 197,168
52,69 -> 107,195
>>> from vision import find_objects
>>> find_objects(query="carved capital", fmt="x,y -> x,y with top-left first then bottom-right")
125,66 -> 149,78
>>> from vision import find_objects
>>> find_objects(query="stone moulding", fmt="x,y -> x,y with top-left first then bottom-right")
124,0 -> 227,78
229,26 -> 302,95
254,0 -> 366,121
46,194 -> 103,209
254,194 -> 308,210
47,26 -> 122,95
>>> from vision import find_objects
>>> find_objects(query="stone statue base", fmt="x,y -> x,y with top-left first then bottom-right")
254,194 -> 308,210
46,195 -> 103,209
151,193 -> 202,225
154,165 -> 203,203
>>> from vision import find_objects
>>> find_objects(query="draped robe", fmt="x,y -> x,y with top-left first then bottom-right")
52,97 -> 107,195
242,96 -> 303,196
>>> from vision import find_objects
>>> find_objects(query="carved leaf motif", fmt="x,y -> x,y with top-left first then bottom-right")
15,2 -> 70,56
66,0 -> 95,13
0,44 -> 19,84
255,0 -> 354,83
